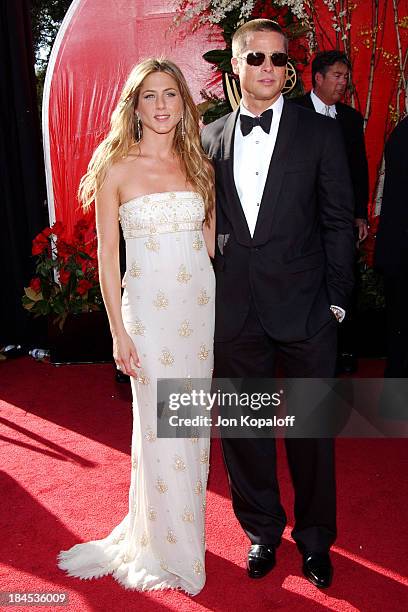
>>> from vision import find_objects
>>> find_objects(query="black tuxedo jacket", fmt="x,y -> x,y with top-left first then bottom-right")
292,92 -> 369,220
201,101 -> 355,343
375,116 -> 408,276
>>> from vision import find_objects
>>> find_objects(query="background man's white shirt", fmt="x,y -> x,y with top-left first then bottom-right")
310,89 -> 337,119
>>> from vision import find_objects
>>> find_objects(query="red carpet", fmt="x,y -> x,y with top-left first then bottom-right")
0,357 -> 407,611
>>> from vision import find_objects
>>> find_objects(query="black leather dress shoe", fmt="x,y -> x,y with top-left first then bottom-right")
302,552 -> 333,588
247,545 -> 276,579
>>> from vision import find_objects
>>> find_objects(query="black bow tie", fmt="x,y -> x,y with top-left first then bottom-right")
240,109 -> 273,136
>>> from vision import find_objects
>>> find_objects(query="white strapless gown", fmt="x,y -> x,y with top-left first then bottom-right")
57,191 -> 215,595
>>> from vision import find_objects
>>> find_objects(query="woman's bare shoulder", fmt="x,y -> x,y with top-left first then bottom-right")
103,152 -> 137,187
109,153 -> 136,174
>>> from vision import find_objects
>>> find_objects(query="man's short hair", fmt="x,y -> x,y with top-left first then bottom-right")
232,19 -> 288,57
311,50 -> 351,87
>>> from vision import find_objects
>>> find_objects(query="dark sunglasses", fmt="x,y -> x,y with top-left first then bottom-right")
238,51 -> 288,67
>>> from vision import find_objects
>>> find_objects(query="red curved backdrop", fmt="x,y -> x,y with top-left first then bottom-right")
43,0 -> 223,237
44,0 -> 408,239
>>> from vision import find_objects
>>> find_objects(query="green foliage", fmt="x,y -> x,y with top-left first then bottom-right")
31,0 -> 72,69
31,0 -> 71,115
203,49 -> 233,73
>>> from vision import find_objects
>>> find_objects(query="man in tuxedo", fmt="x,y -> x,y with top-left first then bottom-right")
201,20 -> 354,588
375,116 -> 408,376
292,50 -> 369,373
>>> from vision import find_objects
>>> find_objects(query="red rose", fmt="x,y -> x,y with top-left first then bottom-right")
279,7 -> 289,19
33,230 -> 48,242
77,279 -> 92,295
32,242 -> 45,255
80,258 -> 91,275
32,232 -> 49,255
74,219 -> 89,232
57,240 -> 73,259
74,219 -> 94,243
85,229 -> 97,246
51,221 -> 64,236
59,268 -> 71,285
277,14 -> 289,27
289,38 -> 308,64
30,277 -> 41,293
87,246 -> 97,260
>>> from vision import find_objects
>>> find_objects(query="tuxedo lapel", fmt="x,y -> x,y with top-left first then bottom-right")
219,110 -> 253,246
220,109 -> 237,161
252,101 -> 299,246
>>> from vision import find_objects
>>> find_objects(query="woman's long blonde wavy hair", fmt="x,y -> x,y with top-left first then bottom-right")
79,58 -> 214,222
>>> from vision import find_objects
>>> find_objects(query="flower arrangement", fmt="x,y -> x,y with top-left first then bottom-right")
176,0 -> 311,123
176,0 -> 308,27
22,219 -> 103,329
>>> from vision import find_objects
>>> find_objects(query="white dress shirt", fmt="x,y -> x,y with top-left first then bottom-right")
310,90 -> 337,119
234,94 -> 284,237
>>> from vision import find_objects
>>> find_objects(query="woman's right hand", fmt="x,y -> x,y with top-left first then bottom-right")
113,330 -> 140,378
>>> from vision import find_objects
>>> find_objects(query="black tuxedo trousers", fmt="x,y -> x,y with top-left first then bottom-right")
215,302 -> 337,552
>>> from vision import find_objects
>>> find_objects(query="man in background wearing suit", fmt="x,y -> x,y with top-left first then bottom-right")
375,116 -> 408,377
293,51 -> 369,374
202,20 -> 355,588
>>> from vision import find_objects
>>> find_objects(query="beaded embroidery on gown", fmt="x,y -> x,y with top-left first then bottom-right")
57,191 -> 215,595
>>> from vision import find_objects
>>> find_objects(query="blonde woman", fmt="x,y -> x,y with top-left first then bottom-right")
58,59 -> 215,595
